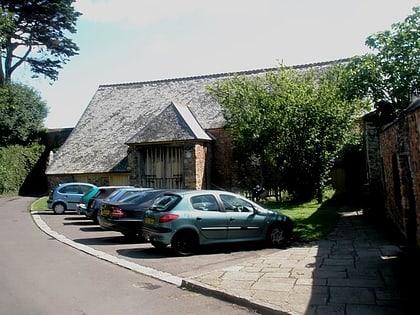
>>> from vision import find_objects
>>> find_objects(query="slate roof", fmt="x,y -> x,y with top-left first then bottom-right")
127,101 -> 212,145
46,59 -> 347,175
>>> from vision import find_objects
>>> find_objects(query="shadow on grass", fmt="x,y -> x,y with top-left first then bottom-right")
263,192 -> 360,243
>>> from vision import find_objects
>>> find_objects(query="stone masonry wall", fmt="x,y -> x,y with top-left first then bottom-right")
183,143 -> 208,190
206,128 -> 237,191
407,109 -> 420,245
379,123 -> 406,234
379,105 -> 419,247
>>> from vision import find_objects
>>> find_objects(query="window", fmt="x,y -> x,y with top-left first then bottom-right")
151,194 -> 181,211
60,185 -> 79,194
191,195 -> 219,211
220,194 -> 253,212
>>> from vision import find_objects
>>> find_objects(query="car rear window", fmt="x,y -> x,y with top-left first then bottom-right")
150,194 -> 180,211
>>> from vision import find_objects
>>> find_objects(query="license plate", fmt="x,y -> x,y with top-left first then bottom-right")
102,209 -> 111,216
144,217 -> 154,225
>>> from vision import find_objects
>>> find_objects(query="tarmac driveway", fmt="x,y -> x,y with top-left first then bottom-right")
36,210 -> 282,278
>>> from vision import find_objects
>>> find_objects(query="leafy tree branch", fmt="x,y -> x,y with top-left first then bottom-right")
0,0 -> 81,85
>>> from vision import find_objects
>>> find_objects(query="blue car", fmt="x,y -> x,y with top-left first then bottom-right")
47,182 -> 97,214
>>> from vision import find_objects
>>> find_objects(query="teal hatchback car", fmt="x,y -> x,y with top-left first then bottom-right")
142,190 -> 293,256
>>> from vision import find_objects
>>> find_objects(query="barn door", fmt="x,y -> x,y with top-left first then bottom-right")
140,146 -> 183,188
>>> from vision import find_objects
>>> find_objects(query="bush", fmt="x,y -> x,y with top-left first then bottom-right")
0,143 -> 45,195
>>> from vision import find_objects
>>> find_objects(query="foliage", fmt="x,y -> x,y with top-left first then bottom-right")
264,191 -> 342,242
0,0 -> 81,85
0,82 -> 48,146
0,143 -> 45,195
209,65 -> 369,202
341,6 -> 420,125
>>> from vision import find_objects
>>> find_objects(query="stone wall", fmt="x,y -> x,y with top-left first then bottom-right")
407,107 -> 420,245
184,143 -> 208,189
375,100 -> 420,247
207,128 -> 237,191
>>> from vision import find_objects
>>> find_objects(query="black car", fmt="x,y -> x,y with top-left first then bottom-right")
98,189 -> 175,240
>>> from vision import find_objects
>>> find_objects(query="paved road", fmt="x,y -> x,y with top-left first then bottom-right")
0,196 -> 256,315
37,209 -> 281,279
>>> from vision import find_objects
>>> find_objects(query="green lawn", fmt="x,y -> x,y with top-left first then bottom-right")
31,196 -> 50,211
264,196 -> 342,242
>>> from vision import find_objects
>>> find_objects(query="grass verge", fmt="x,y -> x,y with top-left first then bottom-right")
31,196 -> 49,211
262,192 -> 346,243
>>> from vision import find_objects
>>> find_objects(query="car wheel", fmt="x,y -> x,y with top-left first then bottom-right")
150,240 -> 167,249
171,231 -> 199,256
53,202 -> 66,214
267,224 -> 288,248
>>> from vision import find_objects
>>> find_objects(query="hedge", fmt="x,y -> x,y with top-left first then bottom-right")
0,144 -> 45,195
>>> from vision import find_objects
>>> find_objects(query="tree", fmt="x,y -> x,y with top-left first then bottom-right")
0,0 -> 81,85
0,82 -> 48,146
209,64 -> 369,202
342,6 -> 420,124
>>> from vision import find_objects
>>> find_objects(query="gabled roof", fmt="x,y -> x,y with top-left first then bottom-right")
46,59 -> 347,175
127,101 -> 211,145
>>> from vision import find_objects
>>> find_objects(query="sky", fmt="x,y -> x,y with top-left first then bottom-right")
16,0 -> 420,128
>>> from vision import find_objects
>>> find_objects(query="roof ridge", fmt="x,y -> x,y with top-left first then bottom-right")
99,58 -> 351,89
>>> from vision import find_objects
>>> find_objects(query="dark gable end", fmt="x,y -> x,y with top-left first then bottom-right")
127,101 -> 211,145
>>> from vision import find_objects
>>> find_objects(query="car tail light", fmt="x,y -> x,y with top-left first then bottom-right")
48,190 -> 53,199
111,207 -> 127,218
159,214 -> 179,223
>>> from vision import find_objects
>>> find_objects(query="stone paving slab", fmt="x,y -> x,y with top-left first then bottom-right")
184,211 -> 418,314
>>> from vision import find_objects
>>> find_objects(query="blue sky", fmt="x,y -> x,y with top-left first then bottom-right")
17,0 -> 420,128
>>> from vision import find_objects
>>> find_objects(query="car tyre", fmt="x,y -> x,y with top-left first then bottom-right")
53,202 -> 66,214
267,224 -> 288,248
171,231 -> 198,256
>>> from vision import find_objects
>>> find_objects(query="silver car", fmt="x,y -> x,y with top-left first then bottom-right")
142,190 -> 293,256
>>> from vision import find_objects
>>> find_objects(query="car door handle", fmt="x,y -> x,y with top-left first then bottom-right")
196,217 -> 203,221
229,217 -> 235,221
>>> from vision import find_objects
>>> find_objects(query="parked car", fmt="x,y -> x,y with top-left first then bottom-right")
84,186 -> 133,223
47,182 -> 97,214
76,186 -> 100,215
101,187 -> 153,205
98,189 -> 174,240
85,187 -> 153,222
142,190 -> 293,256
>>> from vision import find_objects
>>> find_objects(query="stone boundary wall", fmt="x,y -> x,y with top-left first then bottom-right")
375,100 -> 419,247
